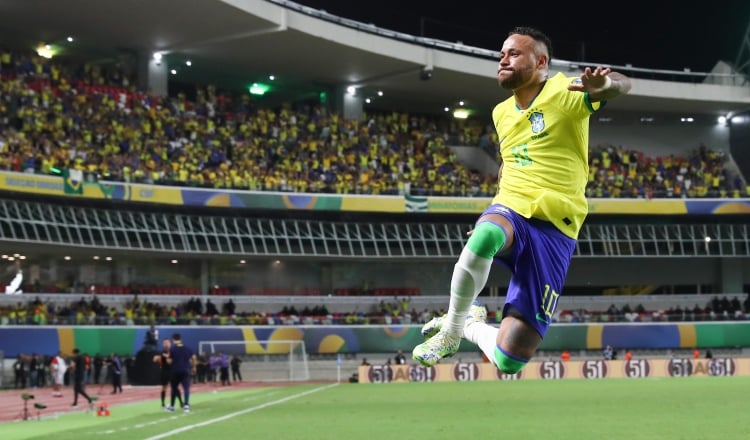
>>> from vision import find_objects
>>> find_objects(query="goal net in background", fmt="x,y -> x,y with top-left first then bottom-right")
197,340 -> 310,382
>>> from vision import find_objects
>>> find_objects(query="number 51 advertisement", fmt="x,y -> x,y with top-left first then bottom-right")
358,358 -> 750,383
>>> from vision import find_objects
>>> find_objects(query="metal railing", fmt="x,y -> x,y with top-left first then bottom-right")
0,198 -> 748,257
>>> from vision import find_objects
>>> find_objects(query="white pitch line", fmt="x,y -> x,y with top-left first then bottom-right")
144,384 -> 338,440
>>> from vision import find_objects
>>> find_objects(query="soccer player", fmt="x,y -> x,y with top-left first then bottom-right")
165,333 -> 195,413
69,348 -> 93,408
154,338 -> 182,409
413,27 -> 631,373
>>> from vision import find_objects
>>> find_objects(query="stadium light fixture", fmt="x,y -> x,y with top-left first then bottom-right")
704,236 -> 712,243
444,107 -> 450,112
377,91 -> 383,96
170,69 -> 177,75
459,101 -> 465,106
718,115 -> 727,124
64,256 -> 71,261
36,44 -> 54,59
93,256 -> 100,260
453,109 -> 469,119
153,52 -> 162,62
269,75 -> 275,80
67,36 -> 74,42
105,256 -> 113,261
365,98 -> 371,103
249,83 -> 271,96
185,60 -> 192,66
171,259 -> 178,264
239,260 -> 246,264
346,86 -> 356,95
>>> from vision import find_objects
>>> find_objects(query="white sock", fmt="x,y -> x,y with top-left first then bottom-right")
463,322 -> 499,367
444,248 -> 493,337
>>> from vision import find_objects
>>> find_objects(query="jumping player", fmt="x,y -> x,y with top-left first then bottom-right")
413,27 -> 631,373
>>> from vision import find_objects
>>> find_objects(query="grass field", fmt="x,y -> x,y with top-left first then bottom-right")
4,377 -> 750,440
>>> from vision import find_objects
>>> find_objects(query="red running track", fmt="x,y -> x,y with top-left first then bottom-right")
0,381 -> 265,423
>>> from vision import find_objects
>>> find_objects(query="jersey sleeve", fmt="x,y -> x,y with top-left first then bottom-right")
558,76 -> 603,118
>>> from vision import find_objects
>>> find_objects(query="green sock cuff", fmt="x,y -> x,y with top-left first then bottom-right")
493,346 -> 528,374
466,221 -> 508,259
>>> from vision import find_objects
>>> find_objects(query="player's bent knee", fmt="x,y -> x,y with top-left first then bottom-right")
466,221 -> 507,259
493,346 -> 529,374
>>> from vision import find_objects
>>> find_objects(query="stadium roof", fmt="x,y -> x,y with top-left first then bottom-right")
1,0 -> 749,119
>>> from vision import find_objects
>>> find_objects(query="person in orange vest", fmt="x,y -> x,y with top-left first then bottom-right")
692,348 -> 700,359
561,351 -> 571,362
625,350 -> 633,361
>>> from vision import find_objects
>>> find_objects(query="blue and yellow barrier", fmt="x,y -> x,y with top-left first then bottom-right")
2,322 -> 750,357
2,171 -> 749,215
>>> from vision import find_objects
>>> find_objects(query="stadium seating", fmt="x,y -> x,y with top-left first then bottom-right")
1,291 -> 747,326
0,53 -> 744,198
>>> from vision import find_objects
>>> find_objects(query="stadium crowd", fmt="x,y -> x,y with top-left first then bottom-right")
0,52 -> 745,198
2,293 -> 749,327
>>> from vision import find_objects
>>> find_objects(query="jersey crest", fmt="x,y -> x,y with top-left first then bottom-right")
528,111 -> 545,134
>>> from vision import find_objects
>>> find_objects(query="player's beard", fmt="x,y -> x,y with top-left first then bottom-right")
498,64 -> 535,91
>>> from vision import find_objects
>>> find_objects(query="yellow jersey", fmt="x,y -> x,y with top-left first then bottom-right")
491,72 -> 601,239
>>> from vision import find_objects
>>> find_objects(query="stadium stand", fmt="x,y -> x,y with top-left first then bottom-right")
1,292 -> 748,326
0,53 -> 744,198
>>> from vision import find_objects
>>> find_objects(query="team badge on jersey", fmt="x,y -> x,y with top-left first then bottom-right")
528,111 -> 545,134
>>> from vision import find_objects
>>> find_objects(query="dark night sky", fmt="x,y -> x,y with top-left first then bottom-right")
293,1 -> 750,73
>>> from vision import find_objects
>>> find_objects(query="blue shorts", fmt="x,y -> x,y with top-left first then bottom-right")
480,204 -> 577,338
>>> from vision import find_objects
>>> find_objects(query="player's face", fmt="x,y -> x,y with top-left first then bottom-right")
162,340 -> 171,351
497,34 -> 541,90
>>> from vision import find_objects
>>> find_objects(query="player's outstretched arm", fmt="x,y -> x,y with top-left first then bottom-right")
567,66 -> 631,102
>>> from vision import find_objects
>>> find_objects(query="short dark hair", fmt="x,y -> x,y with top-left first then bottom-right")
172,333 -> 182,341
508,26 -> 553,62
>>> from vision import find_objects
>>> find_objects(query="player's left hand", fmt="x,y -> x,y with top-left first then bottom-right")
567,66 -> 611,92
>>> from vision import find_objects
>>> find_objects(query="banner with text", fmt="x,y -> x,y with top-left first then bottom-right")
1,171 -> 749,215
357,358 -> 750,383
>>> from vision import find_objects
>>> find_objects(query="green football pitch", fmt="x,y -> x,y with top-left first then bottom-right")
4,377 -> 749,440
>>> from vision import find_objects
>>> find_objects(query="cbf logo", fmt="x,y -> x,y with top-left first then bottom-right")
528,111 -> 545,133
